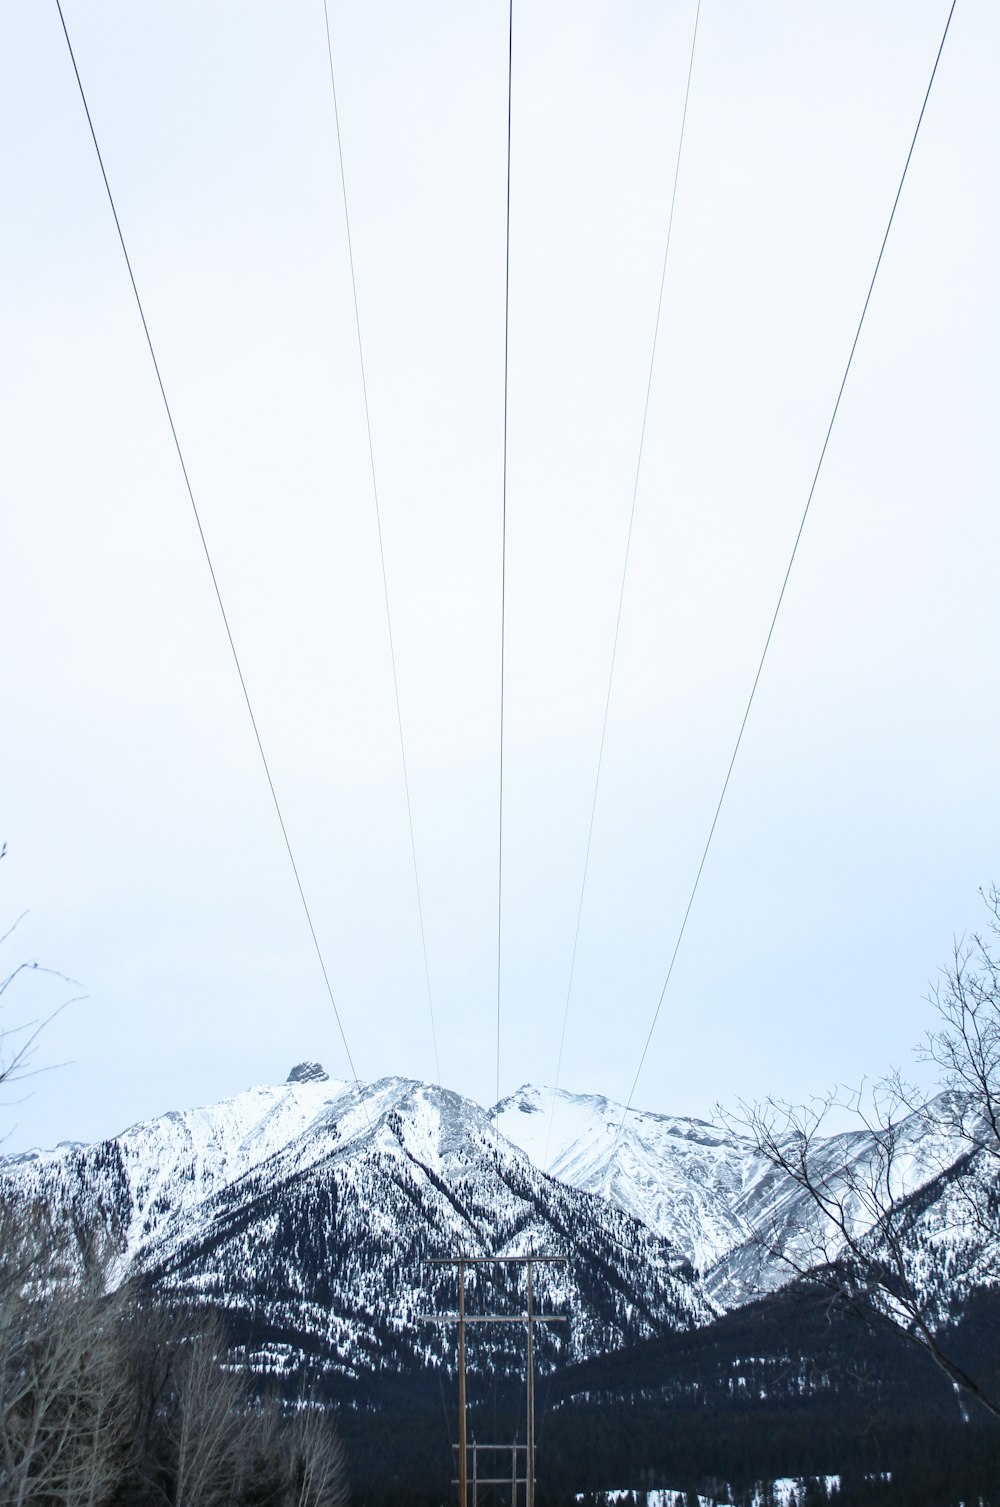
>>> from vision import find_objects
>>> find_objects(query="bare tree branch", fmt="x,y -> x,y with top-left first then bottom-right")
723,888 -> 1000,1420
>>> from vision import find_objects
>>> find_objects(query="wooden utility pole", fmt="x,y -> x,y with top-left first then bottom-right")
457,1262 -> 467,1507
423,1255 -> 567,1507
525,1260 -> 534,1507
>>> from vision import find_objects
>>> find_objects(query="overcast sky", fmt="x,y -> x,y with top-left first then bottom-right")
2,0 -> 997,1154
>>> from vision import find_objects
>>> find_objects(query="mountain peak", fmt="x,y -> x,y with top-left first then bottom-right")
286,1061 -> 329,1084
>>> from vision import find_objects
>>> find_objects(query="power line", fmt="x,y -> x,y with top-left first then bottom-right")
542,0 -> 703,1173
496,0 -> 514,1136
610,0 -> 959,1156
53,0 -> 364,1092
320,1 -> 441,1088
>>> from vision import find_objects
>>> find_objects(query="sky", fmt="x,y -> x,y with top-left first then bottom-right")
2,0 -> 998,1155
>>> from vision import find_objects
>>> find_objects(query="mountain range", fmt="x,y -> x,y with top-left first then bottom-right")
2,1063 -> 988,1399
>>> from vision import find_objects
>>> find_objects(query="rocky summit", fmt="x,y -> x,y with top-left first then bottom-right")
286,1061 -> 331,1085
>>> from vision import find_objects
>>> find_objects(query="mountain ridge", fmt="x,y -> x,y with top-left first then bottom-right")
0,1072 -> 713,1390
1,1067 -> 988,1393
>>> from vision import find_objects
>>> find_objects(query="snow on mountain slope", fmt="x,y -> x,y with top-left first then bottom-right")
4,1067 -> 349,1263
495,1084 -> 765,1273
854,1138 -> 1000,1329
155,1078 -> 712,1374
2,1069 -> 984,1358
495,1083 -> 979,1305
0,1072 -> 715,1390
708,1096 -> 983,1306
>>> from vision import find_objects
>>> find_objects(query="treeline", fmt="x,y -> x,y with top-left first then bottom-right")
0,1203 -> 347,1507
531,1287 -> 1000,1507
328,1281 -> 1000,1505
336,1398 -> 1000,1507
538,1404 -> 1000,1507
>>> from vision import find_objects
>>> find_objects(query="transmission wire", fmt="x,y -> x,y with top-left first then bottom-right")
54,0 -> 365,1093
495,0 -> 514,1141
542,0 -> 702,1174
609,0 -> 959,1159
321,1 -> 441,1087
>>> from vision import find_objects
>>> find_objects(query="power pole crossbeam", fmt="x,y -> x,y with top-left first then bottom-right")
424,1314 -> 567,1325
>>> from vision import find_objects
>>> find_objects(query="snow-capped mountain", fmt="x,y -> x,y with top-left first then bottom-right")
1,1068 -> 987,1393
494,1084 -> 759,1274
5,1068 -> 353,1266
0,1069 -> 712,1392
854,1137 -> 1000,1331
494,1082 -> 980,1305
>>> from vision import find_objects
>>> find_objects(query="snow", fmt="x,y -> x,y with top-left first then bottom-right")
1,1074 -> 351,1262
581,1479 -> 881,1507
3,1071 -> 985,1320
0,1069 -> 721,1383
496,1083 -> 982,1304
496,1084 -> 776,1273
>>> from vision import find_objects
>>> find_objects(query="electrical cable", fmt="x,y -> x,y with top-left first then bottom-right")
542,0 -> 702,1173
53,0 -> 365,1095
609,0 -> 959,1159
495,0 -> 514,1141
321,0 -> 441,1087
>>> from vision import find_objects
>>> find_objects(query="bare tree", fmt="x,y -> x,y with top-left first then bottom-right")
165,1315 -> 255,1507
0,1198 -> 350,1507
118,1302 -> 258,1507
1,843 -> 82,1122
917,884 -> 1000,1162
731,888 -> 1000,1419
0,849 -> 350,1504
0,854 -> 354,1505
279,1397 -> 349,1507
0,1203 -> 131,1507
0,850 -> 127,1504
121,1307 -> 350,1507
734,1087 -> 1000,1418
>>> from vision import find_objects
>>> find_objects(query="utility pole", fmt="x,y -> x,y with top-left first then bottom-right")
526,1260 -> 534,1507
423,1255 -> 567,1507
458,1260 -> 468,1507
